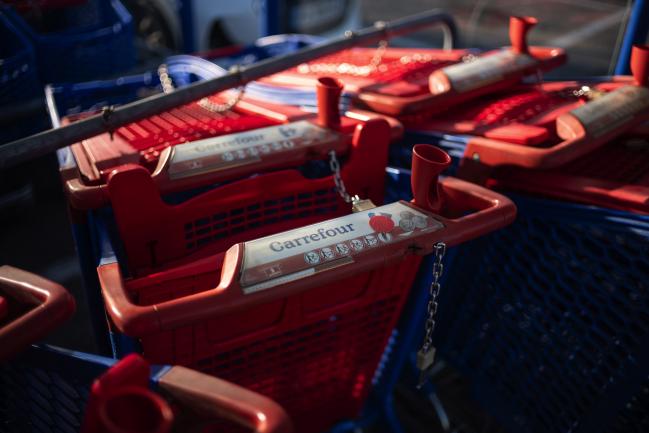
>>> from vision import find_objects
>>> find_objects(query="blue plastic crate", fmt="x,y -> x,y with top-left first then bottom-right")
5,0 -> 135,83
0,7 -> 39,103
433,194 -> 649,433
0,6 -> 43,144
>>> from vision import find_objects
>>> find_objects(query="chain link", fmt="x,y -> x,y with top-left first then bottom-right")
369,40 -> 388,70
197,88 -> 245,113
158,64 -> 175,94
328,150 -> 353,203
421,242 -> 446,353
157,63 -> 244,112
296,40 -> 388,77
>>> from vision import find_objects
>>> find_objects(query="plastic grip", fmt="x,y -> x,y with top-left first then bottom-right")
158,366 -> 293,433
0,265 -> 76,361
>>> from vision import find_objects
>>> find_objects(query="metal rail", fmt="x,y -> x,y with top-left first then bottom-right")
0,9 -> 457,170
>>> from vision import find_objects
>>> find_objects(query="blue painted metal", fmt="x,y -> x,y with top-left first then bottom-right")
178,0 -> 195,53
615,0 -> 649,75
260,0 -> 284,36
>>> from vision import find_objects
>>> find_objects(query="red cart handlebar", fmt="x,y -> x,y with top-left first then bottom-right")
0,265 -> 76,361
100,145 -> 515,336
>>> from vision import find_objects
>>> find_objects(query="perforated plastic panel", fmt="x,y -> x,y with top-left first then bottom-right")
0,347 -> 112,433
436,195 -> 649,433
288,48 -> 457,96
611,375 -> 649,433
126,257 -> 422,433
403,85 -> 581,135
116,102 -> 280,164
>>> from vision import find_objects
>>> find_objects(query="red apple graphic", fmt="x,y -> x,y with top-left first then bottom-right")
369,213 -> 395,233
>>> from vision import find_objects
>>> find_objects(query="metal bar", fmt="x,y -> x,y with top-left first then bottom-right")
615,0 -> 649,74
0,9 -> 457,171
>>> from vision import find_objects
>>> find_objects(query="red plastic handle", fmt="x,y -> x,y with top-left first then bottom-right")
100,171 -> 515,336
0,266 -> 76,361
158,366 -> 293,433
83,354 -> 174,433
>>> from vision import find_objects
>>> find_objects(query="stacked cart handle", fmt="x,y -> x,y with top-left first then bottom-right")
462,44 -> 649,170
157,365 -> 293,433
82,354 -> 292,433
100,144 -> 515,336
0,265 -> 76,361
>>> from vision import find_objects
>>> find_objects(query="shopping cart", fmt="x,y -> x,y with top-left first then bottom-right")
95,144 -> 515,433
3,0 -> 135,82
404,45 -> 649,191
1,346 -> 292,433
260,16 -> 565,117
0,265 -> 76,361
429,194 -> 649,433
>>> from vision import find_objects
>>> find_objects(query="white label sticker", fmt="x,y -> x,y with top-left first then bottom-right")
438,50 -> 536,93
568,86 -> 649,138
240,201 -> 444,294
168,120 -> 341,179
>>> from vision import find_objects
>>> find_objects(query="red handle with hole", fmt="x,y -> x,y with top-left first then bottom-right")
83,354 -> 292,433
0,266 -> 76,361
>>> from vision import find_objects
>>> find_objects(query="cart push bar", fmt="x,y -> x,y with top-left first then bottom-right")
100,144 -> 515,337
0,265 -> 76,361
0,9 -> 457,171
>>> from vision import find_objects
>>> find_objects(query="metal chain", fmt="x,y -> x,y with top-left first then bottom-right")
421,242 -> 446,353
328,150 -> 353,203
369,39 -> 388,70
157,63 -> 244,112
297,40 -> 388,77
197,88 -> 245,113
158,64 -> 175,94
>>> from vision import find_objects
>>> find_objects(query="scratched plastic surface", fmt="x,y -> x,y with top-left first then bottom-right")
288,48 -> 459,96
114,98 -> 280,164
436,194 -> 649,433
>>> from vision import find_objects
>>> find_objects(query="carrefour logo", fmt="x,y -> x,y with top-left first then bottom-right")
269,224 -> 356,252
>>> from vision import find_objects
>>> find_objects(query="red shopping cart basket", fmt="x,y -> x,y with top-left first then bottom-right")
0,265 -> 76,361
408,45 -> 649,179
60,76 -> 402,210
262,16 -> 565,117
1,346 -> 292,433
98,144 -> 515,433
